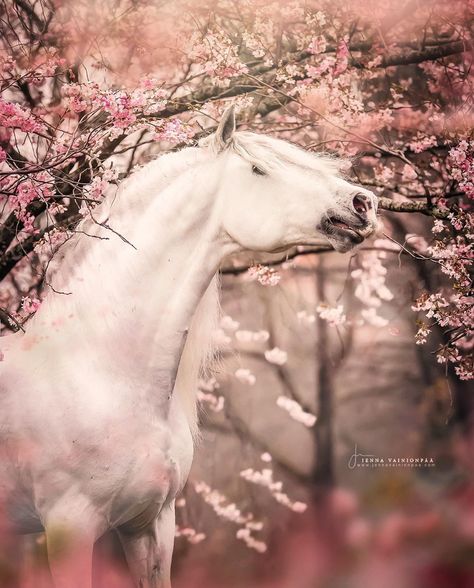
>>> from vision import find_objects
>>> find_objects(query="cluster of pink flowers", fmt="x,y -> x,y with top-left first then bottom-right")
297,309 -> 316,325
408,138 -> 473,378
197,391 -> 225,412
62,82 -> 183,139
197,377 -> 225,412
153,118 -> 190,144
351,251 -> 393,327
334,36 -> 350,76
413,289 -> 473,379
247,264 -> 281,286
220,315 -> 240,331
20,296 -> 42,315
413,212 -> 473,379
240,466 -> 307,513
235,329 -> 270,344
193,480 -> 266,553
7,295 -> 43,327
7,173 -> 54,234
234,368 -> 257,386
408,133 -> 437,153
449,140 -> 474,200
101,91 -> 139,129
33,227 -> 70,259
276,396 -> 317,428
307,35 -> 327,55
175,526 -> 206,544
264,347 -> 288,366
0,98 -> 45,135
316,303 -> 346,327
188,30 -> 248,82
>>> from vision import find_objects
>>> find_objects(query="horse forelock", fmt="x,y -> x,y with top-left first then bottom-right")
231,131 -> 348,177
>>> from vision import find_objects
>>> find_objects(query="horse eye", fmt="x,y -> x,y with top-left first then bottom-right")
252,165 -> 266,176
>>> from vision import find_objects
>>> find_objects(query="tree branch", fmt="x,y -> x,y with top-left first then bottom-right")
375,40 -> 470,68
378,197 -> 449,219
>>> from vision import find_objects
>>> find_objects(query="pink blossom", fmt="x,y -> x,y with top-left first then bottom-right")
361,307 -> 388,327
197,390 -> 225,412
20,296 -> 41,315
194,481 -> 266,553
247,264 -> 281,286
87,177 -> 109,199
329,488 -> 359,518
153,119 -> 190,144
307,36 -> 327,55
0,98 -> 45,134
415,322 -> 431,345
334,36 -> 350,76
175,526 -> 206,544
211,328 -> 231,346
235,329 -> 269,343
409,134 -> 437,153
401,164 -> 418,181
235,368 -> 256,386
240,467 -> 307,513
316,303 -> 346,326
236,528 -> 267,553
264,347 -> 288,365
449,141 -> 474,200
297,310 -> 316,325
432,219 -> 445,234
276,396 -> 317,427
198,377 -> 220,392
220,315 -> 240,331
351,252 -> 394,308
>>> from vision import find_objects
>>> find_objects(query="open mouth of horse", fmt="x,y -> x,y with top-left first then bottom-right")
324,215 -> 365,244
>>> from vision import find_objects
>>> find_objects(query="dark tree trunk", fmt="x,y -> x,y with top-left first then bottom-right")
312,257 -> 335,488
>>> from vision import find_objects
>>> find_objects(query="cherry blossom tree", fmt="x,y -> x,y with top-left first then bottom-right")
1,0 -> 472,375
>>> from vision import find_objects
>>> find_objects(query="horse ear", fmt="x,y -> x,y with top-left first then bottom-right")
214,105 -> 236,150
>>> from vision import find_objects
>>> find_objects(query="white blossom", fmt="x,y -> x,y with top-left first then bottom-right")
235,329 -> 270,343
316,304 -> 346,326
220,315 -> 240,331
276,396 -> 317,427
175,526 -> 206,544
361,307 -> 388,327
240,467 -> 308,514
235,368 -> 256,386
297,310 -> 316,325
264,347 -> 288,365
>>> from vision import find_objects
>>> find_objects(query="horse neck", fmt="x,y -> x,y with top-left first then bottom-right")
32,150 -> 236,401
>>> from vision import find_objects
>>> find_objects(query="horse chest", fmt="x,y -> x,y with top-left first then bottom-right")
1,367 -> 194,531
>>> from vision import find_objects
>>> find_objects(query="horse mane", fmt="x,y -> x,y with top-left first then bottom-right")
41,146 -> 219,440
47,148 -> 206,288
175,275 -> 220,440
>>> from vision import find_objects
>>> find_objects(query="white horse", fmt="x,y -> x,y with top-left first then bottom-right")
0,106 -> 377,587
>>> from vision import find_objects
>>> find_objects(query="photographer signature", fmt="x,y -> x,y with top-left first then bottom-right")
348,444 -> 375,469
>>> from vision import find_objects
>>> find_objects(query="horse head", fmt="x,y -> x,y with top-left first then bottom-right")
201,106 -> 378,254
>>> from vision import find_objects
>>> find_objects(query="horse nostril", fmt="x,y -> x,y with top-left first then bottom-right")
353,193 -> 372,216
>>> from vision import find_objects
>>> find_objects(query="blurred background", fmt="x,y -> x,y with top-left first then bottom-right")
164,244 -> 474,588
